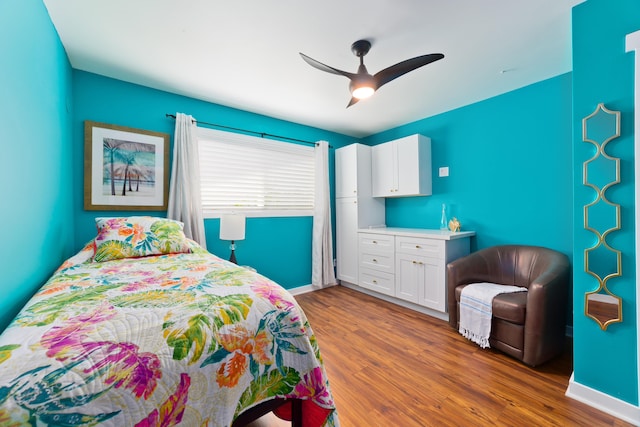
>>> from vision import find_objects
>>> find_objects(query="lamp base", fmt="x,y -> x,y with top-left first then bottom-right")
229,240 -> 238,264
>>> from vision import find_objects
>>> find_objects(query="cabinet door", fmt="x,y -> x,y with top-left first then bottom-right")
335,145 -> 357,198
335,198 -> 358,283
372,142 -> 396,197
336,143 -> 374,199
395,253 -> 424,304
419,257 -> 445,311
371,135 -> 432,198
396,137 -> 420,196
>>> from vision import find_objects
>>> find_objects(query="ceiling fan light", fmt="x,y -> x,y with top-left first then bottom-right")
350,75 -> 375,99
352,85 -> 375,99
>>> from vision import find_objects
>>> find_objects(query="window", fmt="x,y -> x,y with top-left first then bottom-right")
197,127 -> 315,218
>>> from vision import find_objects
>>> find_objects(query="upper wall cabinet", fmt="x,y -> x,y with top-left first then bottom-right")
372,134 -> 432,198
336,143 -> 374,199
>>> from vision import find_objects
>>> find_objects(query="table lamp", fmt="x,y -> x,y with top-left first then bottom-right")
219,214 -> 245,264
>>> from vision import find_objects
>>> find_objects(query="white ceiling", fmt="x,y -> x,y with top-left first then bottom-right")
43,0 -> 584,138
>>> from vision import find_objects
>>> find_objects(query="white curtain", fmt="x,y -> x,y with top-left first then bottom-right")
167,113 -> 207,248
312,141 -> 337,288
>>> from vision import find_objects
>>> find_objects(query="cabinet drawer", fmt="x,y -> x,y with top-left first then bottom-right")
359,233 -> 394,254
359,268 -> 395,297
396,236 -> 444,258
360,252 -> 394,274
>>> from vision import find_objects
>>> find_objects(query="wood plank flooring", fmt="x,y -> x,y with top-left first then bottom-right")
250,285 -> 633,427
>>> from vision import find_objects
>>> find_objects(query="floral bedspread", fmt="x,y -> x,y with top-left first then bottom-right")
0,242 -> 338,427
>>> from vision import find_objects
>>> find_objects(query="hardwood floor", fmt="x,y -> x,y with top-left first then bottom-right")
271,285 -> 632,427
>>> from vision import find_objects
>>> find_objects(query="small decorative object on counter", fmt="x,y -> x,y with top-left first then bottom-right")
440,203 -> 448,230
449,217 -> 461,232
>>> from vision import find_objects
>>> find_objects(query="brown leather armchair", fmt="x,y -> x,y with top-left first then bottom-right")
447,245 -> 570,367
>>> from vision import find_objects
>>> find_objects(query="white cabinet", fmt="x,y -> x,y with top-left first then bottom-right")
396,253 -> 427,303
395,236 -> 447,311
335,198 -> 358,284
358,233 -> 395,296
335,144 -> 385,285
356,228 -> 474,317
372,134 -> 432,198
336,143 -> 374,199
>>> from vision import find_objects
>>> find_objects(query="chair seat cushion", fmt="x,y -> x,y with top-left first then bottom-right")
492,291 -> 527,324
454,285 -> 527,325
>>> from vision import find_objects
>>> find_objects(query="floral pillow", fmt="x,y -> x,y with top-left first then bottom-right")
93,216 -> 192,262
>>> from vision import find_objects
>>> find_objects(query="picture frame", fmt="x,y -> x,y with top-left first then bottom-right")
84,121 -> 170,211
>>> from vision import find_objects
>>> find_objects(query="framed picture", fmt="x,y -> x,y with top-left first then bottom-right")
84,121 -> 170,211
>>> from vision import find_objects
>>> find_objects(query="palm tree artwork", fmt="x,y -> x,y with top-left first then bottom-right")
102,138 -> 156,197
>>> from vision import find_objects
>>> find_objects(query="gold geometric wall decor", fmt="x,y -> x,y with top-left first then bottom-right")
582,103 -> 622,330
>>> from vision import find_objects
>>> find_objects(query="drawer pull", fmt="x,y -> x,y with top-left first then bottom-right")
372,258 -> 378,263
415,245 -> 421,249
372,240 -> 377,244
412,261 -> 424,265
372,280 -> 378,284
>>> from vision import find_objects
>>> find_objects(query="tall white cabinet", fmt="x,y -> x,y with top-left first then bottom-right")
335,144 -> 385,284
335,140 -> 474,321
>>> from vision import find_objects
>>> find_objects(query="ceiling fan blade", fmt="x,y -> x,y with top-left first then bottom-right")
299,53 -> 356,79
373,53 -> 444,90
346,97 -> 360,108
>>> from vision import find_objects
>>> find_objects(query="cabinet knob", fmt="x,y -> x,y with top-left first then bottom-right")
415,245 -> 421,249
372,240 -> 377,244
372,280 -> 378,284
372,259 -> 378,263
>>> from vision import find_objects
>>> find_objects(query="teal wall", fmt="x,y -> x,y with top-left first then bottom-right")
362,74 -> 574,259
572,0 -> 639,405
72,71 -> 355,290
3,0 -> 638,411
0,0 -> 75,331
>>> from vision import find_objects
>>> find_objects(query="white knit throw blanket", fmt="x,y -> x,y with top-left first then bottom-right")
458,282 -> 528,349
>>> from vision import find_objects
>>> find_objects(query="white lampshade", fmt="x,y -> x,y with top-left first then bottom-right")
220,214 -> 246,241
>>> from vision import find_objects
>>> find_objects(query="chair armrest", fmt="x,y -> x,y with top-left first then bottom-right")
523,260 -> 570,366
446,249 -> 495,328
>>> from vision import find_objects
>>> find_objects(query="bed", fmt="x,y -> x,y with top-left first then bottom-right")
0,216 -> 339,427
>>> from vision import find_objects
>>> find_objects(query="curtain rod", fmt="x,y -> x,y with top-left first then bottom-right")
165,114 -> 332,148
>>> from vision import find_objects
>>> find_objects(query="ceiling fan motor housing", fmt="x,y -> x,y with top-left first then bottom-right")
351,40 -> 372,57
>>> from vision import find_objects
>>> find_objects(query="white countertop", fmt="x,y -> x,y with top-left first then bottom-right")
358,227 -> 475,240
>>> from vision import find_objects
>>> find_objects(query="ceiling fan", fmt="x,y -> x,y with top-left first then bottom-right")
300,39 -> 444,108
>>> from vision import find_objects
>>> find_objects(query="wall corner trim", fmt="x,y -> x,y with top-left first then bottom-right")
566,373 -> 640,426
626,29 -> 640,413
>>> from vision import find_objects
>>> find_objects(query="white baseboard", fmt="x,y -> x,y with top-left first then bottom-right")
339,281 -> 449,322
566,373 -> 640,426
288,282 -> 338,296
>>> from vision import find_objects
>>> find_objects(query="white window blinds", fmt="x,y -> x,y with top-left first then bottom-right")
197,127 -> 315,217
